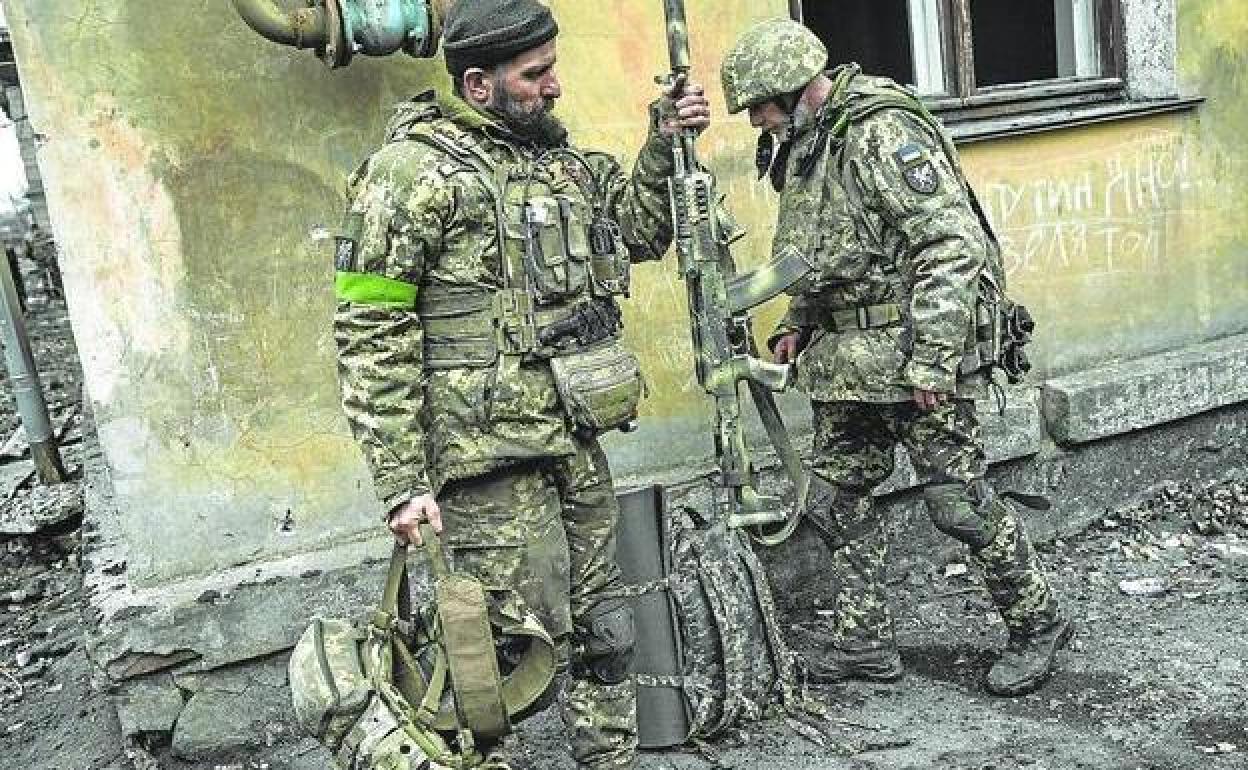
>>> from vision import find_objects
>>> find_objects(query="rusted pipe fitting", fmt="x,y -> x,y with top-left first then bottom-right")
230,0 -> 330,49
231,0 -> 442,68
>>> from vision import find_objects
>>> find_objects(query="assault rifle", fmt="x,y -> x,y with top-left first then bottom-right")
660,0 -> 814,539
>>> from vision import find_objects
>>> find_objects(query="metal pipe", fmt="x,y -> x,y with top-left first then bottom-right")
0,247 -> 65,484
230,0 -> 330,49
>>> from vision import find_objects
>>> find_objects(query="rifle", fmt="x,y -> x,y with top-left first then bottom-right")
659,0 -> 814,539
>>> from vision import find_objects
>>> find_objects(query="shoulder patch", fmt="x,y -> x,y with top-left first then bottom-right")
894,142 -> 939,195
334,210 -> 364,272
334,236 -> 358,272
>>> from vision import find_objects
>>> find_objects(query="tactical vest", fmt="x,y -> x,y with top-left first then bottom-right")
386,104 -> 635,370
376,100 -> 646,435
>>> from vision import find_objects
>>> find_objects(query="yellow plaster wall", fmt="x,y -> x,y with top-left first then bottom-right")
1,0 -> 788,583
959,116 -> 1230,377
945,0 -> 1248,379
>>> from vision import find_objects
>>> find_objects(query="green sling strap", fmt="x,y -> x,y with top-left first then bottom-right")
387,525 -> 556,740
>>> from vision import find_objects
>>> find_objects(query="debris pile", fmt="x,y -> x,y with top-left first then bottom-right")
0,531 -> 82,709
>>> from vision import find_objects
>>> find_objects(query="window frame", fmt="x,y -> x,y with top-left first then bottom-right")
789,0 -> 1199,140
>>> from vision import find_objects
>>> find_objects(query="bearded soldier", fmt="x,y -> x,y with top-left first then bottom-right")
333,1 -> 710,767
720,19 -> 1071,697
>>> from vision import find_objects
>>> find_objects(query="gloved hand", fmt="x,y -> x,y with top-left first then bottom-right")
655,74 -> 711,137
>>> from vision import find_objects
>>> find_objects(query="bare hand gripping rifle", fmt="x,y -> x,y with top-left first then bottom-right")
660,0 -> 814,540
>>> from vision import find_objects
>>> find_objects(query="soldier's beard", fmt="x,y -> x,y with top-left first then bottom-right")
490,89 -> 568,148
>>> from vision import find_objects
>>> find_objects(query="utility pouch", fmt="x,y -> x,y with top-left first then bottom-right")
519,195 -> 589,303
549,341 -> 644,434
968,278 -> 1036,384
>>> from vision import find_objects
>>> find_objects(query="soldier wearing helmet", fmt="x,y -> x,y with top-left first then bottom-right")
721,18 -> 1071,697
334,0 -> 711,767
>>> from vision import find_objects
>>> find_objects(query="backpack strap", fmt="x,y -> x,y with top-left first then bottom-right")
733,530 -> 801,705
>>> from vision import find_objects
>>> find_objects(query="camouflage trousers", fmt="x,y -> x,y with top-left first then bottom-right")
806,398 -> 1061,650
438,435 -> 637,770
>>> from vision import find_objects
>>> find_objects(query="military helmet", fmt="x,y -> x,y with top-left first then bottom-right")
721,18 -> 828,114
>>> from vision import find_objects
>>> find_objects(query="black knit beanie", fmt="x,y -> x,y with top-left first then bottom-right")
442,0 -> 560,78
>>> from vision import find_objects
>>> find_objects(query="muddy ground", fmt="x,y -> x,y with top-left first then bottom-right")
1,282 -> 1245,770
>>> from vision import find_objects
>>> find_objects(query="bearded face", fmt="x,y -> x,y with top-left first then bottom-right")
489,84 -> 568,148
475,40 -> 568,148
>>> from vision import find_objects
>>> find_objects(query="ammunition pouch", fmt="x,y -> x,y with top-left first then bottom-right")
514,195 -> 591,303
549,340 -> 644,435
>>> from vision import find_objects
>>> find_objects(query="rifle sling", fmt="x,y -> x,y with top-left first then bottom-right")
745,381 -> 810,548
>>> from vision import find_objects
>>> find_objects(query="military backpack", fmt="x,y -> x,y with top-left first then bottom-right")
617,487 -> 801,747
288,528 -> 556,769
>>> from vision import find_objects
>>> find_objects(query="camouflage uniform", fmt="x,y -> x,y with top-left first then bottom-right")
762,66 -> 1063,655
334,92 -> 675,768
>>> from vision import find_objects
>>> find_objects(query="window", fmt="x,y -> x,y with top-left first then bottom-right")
794,0 -> 1190,137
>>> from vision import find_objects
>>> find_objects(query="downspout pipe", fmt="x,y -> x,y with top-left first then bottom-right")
230,0 -> 330,50
0,249 -> 65,484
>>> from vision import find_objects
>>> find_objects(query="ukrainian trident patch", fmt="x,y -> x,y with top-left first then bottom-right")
895,143 -> 940,195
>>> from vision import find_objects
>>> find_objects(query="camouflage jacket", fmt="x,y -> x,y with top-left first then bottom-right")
334,93 -> 675,508
772,66 -> 992,403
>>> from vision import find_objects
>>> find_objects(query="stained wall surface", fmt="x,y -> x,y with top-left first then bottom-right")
2,0 -> 1244,584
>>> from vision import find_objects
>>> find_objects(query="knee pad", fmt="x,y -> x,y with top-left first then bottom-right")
923,481 -> 997,550
573,598 -> 636,685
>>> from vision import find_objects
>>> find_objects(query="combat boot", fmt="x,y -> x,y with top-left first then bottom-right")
985,617 -> 1073,696
804,645 -> 904,685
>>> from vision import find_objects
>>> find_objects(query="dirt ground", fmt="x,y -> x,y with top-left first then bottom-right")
1,282 -> 1245,770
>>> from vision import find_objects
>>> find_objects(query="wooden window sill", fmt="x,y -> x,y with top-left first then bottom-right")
939,95 -> 1205,144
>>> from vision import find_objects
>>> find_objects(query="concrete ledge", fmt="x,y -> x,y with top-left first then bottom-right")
1043,332 -> 1248,445
81,432 -> 430,684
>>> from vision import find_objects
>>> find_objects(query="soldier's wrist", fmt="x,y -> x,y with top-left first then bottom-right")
903,359 -> 954,394
378,482 -> 432,521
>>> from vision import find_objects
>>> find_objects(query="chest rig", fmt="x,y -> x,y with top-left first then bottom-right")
389,106 -> 633,370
